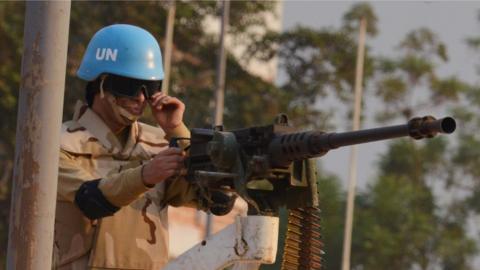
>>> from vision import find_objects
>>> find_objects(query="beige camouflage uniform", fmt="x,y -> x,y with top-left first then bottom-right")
54,102 -> 200,270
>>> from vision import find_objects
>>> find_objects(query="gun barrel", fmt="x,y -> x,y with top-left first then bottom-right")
269,116 -> 456,167
322,116 -> 456,148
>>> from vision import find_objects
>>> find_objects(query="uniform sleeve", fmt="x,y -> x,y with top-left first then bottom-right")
59,149 -> 150,207
164,122 -> 191,150
98,164 -> 150,207
58,150 -> 98,202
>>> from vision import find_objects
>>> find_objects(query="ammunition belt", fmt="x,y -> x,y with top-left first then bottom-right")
281,207 -> 323,270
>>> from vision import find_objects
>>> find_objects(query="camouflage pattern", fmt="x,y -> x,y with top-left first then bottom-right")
54,102 -> 200,270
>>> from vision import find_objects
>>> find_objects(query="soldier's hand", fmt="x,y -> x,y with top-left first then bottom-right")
142,148 -> 185,186
149,92 -> 185,132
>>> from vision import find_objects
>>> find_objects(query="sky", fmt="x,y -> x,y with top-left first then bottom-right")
281,1 -> 480,191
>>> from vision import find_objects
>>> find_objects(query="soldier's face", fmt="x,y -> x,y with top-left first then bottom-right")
114,92 -> 148,117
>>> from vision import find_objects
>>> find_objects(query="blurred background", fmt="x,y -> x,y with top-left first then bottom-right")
1,1 -> 480,269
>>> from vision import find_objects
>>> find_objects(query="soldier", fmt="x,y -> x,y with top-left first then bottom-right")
54,24 -> 233,270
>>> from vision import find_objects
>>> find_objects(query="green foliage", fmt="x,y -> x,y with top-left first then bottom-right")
446,11 -> 480,213
320,9 -> 476,269
375,74 -> 407,103
222,56 -> 284,128
245,3 -> 380,129
449,83 -> 480,214
248,25 -> 376,128
354,175 -> 436,270
378,138 -> 448,182
374,27 -> 458,121
228,1 -> 276,37
342,2 -> 378,36
0,3 -> 24,157
430,76 -> 469,105
453,135 -> 480,178
317,173 -> 345,270
400,28 -> 448,61
0,2 -> 25,265
351,140 -> 477,269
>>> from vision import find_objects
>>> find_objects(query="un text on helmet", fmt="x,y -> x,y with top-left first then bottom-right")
96,48 -> 118,62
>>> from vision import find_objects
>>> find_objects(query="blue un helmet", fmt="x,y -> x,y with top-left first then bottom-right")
77,24 -> 164,81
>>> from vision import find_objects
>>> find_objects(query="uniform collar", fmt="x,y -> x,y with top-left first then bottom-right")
74,101 -> 140,157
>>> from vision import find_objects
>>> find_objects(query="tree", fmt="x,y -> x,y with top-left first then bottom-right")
255,4 -> 477,269
347,25 -> 477,269
317,173 -> 346,270
374,27 -> 465,122
351,139 -> 476,270
247,3 -> 378,129
0,3 -> 25,266
450,11 -> 480,216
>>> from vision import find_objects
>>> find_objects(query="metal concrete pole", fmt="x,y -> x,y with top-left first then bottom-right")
213,0 -> 230,127
7,2 -> 71,269
161,0 -> 176,95
207,0 -> 230,238
341,17 -> 367,270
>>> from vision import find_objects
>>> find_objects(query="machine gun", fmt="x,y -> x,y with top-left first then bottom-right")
167,115 -> 456,270
185,115 -> 455,214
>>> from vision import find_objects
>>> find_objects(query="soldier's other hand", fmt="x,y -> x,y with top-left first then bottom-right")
149,92 -> 185,132
142,148 -> 185,186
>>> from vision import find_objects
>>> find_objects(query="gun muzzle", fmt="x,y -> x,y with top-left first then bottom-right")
407,116 -> 456,139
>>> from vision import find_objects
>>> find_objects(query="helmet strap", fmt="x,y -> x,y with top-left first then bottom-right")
99,75 -> 106,99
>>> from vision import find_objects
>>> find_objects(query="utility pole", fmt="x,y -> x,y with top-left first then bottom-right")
213,0 -> 230,127
7,2 -> 71,269
341,17 -> 367,270
162,0 -> 176,95
207,0 -> 230,238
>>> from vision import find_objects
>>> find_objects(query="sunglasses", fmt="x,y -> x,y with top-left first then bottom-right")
102,74 -> 162,99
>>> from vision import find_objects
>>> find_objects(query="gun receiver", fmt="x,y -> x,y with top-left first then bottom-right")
184,115 -> 456,215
